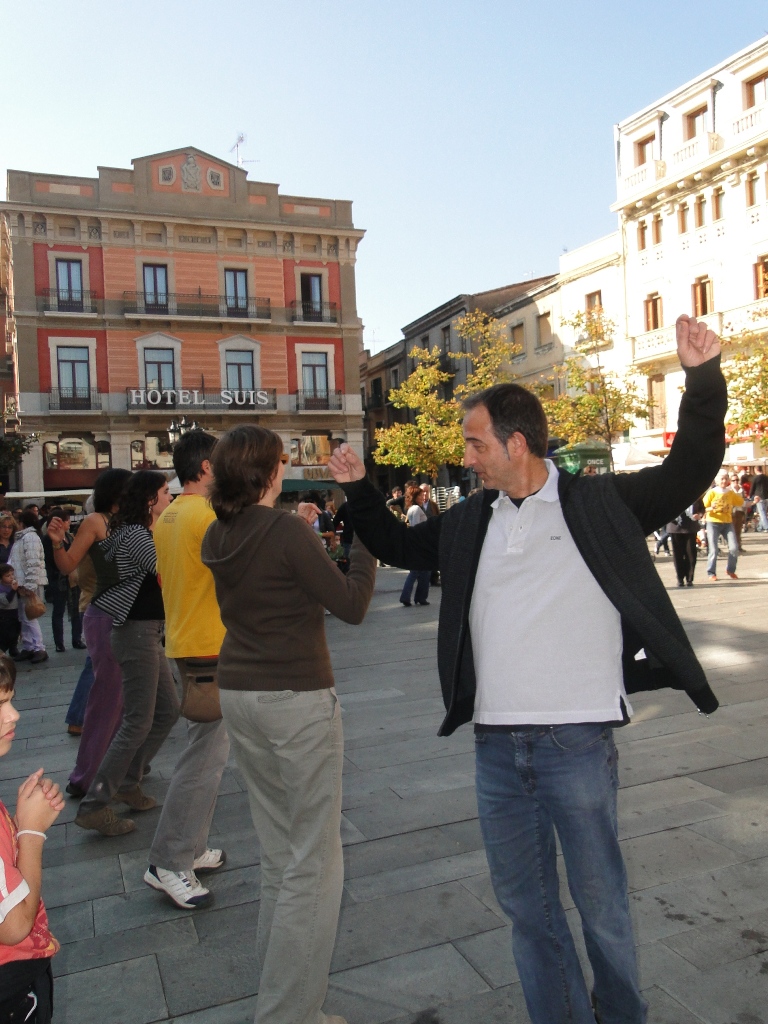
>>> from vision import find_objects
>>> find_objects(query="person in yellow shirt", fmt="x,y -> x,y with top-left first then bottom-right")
703,470 -> 744,580
144,431 -> 231,910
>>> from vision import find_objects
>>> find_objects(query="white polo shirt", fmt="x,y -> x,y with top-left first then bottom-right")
469,460 -> 630,725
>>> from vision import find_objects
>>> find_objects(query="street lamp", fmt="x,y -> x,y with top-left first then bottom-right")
167,416 -> 201,445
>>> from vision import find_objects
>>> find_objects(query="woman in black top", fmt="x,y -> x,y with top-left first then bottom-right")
74,471 -> 177,837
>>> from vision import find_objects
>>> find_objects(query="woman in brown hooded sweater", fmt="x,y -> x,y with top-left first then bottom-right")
201,425 -> 375,1024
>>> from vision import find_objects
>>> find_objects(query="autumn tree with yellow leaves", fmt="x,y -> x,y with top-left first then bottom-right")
721,303 -> 768,437
537,306 -> 650,449
372,310 -> 522,479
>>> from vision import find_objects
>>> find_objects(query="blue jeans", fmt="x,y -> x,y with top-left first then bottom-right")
475,725 -> 646,1024
706,521 -> 738,576
66,655 -> 94,726
756,499 -> 768,532
400,569 -> 430,604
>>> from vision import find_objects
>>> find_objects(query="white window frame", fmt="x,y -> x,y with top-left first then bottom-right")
134,332 -> 183,390
295,343 -> 337,393
48,337 -> 97,394
217,335 -> 262,389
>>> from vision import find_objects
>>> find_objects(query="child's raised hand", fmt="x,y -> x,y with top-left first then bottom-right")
16,769 -> 65,832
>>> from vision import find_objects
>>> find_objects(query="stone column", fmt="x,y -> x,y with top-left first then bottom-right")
20,443 -> 45,493
109,430 -> 133,471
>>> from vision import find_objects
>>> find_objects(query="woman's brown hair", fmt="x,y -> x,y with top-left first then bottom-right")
404,484 -> 423,510
209,425 -> 284,520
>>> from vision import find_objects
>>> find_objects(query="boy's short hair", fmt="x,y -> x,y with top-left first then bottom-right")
0,564 -> 14,578
0,653 -> 16,692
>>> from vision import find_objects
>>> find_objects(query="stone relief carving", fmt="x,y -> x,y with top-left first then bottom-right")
181,154 -> 202,192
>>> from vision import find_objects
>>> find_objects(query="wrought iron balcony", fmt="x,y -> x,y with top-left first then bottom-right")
292,390 -> 343,411
123,292 -> 271,320
40,289 -> 98,314
48,388 -> 102,411
125,387 -> 277,411
289,300 -> 339,323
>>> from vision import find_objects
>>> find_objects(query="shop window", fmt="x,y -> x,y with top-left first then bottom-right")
130,436 -> 173,470
43,437 -> 109,471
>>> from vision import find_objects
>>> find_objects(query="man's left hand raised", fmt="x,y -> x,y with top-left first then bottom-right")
676,314 -> 721,367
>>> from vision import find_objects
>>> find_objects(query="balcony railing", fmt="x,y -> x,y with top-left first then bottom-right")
289,300 -> 339,323
123,292 -> 271,320
48,388 -> 102,411
292,390 -> 343,411
40,289 -> 98,314
125,387 -> 277,411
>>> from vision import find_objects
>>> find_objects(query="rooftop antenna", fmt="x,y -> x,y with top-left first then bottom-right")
229,132 -> 260,172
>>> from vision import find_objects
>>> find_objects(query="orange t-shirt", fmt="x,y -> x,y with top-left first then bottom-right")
0,800 -> 58,967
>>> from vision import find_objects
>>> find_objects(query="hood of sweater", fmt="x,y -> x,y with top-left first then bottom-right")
201,504 -> 285,588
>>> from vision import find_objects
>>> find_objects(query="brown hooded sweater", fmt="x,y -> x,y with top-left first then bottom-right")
201,505 -> 376,691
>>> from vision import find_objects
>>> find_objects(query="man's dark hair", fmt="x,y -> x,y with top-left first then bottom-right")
20,508 -> 39,529
173,430 -> 218,485
463,383 -> 549,459
48,506 -> 70,523
92,468 -> 132,514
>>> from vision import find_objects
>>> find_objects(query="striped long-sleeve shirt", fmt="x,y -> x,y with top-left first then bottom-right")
92,525 -> 159,626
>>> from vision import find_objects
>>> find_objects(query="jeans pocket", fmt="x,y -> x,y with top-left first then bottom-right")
256,689 -> 299,704
474,732 -> 488,746
549,723 -> 609,752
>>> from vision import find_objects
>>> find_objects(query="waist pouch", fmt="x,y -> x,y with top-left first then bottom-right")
179,657 -> 222,723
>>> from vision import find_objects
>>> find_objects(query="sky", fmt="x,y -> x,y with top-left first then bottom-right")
2,1 -> 767,351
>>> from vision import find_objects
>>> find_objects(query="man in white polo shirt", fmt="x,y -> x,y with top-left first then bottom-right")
329,314 -> 725,1024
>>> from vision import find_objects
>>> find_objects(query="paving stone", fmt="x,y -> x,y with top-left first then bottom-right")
453,925 -> 518,987
342,785 -> 478,840
46,899 -> 94,945
385,983 -> 530,1024
54,916 -> 198,977
685,800 -> 768,859
42,850 -> 125,908
325,944 -> 490,1024
332,880 -> 504,972
621,826 -> 742,891
661,905 -> 768,970
344,733 -> 473,771
618,775 -> 723,813
346,848 -> 490,901
157,904 -> 260,1017
616,737 -> 746,789
690,757 -> 768,792
118,834 -> 260,891
343,826 -> 475,881
54,955 -> 168,1024
628,880 -> 737,944
618,799 -> 728,841
168,997 -> 258,1024
642,984 -> 707,1023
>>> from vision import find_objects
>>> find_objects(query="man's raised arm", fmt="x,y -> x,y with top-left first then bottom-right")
612,314 -> 727,534
328,445 -> 440,571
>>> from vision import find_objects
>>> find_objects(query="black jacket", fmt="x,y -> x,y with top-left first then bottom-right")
342,358 -> 726,735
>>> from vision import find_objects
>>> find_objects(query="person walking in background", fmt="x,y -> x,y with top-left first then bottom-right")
399,483 -> 431,607
729,472 -> 747,552
667,499 -> 704,587
47,469 -> 132,786
202,425 -> 375,1024
0,512 -> 17,567
419,483 -> 439,517
9,510 -> 48,665
144,431 -> 230,911
751,465 -> 768,532
0,565 -> 20,655
43,509 -> 85,654
703,470 -> 744,580
74,471 -> 177,837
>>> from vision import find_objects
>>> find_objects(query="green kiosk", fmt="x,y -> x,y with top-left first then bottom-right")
551,440 -> 612,476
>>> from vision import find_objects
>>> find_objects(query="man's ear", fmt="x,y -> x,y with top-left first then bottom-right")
505,432 -> 529,458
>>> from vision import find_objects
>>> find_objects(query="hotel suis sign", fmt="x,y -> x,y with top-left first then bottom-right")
128,388 -> 272,407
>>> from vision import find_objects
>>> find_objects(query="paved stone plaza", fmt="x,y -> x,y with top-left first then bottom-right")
2,534 -> 768,1024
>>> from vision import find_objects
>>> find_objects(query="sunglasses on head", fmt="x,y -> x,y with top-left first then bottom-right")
280,454 -> 289,465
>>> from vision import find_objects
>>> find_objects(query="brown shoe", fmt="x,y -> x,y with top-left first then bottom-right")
75,806 -> 135,836
113,786 -> 157,811
67,724 -> 83,736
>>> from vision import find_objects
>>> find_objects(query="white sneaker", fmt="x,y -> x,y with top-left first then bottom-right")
192,848 -> 227,873
144,865 -> 212,909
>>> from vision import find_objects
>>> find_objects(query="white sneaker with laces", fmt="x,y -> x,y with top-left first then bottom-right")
144,865 -> 212,909
192,848 -> 227,873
